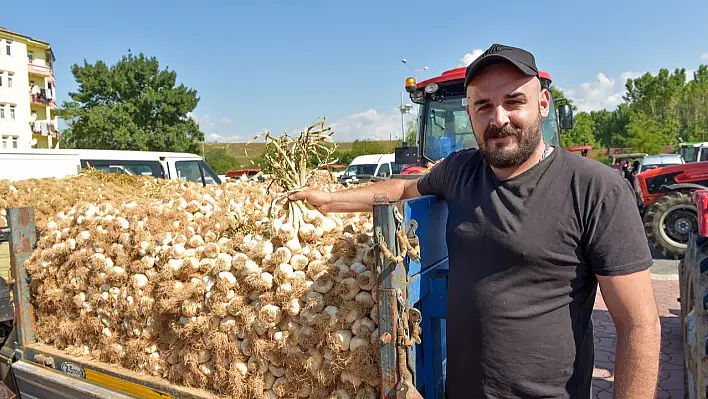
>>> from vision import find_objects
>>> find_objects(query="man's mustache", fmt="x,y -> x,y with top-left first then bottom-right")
484,125 -> 521,141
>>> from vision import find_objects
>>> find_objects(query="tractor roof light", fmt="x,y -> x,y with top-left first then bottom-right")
692,190 -> 708,237
424,83 -> 439,94
405,77 -> 417,93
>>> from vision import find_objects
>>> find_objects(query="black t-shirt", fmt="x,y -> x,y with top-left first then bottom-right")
417,147 -> 652,399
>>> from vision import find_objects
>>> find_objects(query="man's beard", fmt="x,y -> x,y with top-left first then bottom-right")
479,115 -> 542,169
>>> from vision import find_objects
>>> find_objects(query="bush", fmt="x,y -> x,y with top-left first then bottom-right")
204,147 -> 243,175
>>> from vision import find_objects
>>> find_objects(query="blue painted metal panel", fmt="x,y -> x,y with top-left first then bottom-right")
402,196 -> 449,275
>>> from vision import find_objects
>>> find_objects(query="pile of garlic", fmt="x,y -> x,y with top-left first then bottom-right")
25,175 -> 381,399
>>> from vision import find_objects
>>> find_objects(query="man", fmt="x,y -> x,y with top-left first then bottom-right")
290,44 -> 661,399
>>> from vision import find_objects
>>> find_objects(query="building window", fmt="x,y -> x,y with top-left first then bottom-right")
9,106 -> 15,120
27,51 -> 33,62
5,41 -> 10,56
0,74 -> 3,87
1,136 -> 19,149
7,74 -> 12,88
0,107 -> 4,119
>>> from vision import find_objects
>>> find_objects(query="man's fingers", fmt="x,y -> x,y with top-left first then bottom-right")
288,190 -> 310,201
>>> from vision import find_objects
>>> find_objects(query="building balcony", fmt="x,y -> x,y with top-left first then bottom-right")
27,62 -> 54,79
29,89 -> 56,109
30,120 -> 59,137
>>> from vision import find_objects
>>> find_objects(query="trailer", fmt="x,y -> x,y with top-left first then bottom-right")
0,201 -> 448,398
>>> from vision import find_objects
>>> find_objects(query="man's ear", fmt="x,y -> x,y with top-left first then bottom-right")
539,88 -> 551,118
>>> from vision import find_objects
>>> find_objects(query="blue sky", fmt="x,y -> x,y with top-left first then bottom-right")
5,0 -> 708,142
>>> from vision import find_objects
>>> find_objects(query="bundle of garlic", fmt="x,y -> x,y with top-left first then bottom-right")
20,147 -> 382,398
248,118 -> 343,239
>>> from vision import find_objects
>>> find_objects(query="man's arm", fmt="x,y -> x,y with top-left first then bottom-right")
289,178 -> 422,213
582,177 -> 661,399
597,270 -> 660,399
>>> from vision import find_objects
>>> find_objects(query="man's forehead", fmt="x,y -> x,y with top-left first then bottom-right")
466,64 -> 537,98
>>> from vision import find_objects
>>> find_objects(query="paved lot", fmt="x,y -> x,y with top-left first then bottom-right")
592,257 -> 683,399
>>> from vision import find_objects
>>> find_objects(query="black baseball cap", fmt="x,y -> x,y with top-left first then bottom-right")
464,43 -> 538,88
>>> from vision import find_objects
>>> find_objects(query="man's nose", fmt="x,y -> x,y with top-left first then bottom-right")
490,105 -> 510,128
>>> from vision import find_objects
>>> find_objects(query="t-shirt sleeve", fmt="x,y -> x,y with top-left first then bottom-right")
416,153 -> 456,199
584,179 -> 653,276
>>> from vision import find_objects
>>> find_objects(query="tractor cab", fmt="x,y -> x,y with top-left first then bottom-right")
396,68 -> 574,173
677,142 -> 708,163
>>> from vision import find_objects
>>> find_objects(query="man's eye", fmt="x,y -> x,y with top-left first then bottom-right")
477,104 -> 491,112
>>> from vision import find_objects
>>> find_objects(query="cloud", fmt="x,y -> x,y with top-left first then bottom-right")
701,52 -> 708,60
557,87 -> 576,98
191,114 -> 233,130
195,114 -> 217,129
572,73 -> 624,112
569,66 -> 698,113
459,49 -> 484,67
620,71 -> 647,81
329,107 -> 418,142
189,113 -> 245,142
686,69 -> 696,82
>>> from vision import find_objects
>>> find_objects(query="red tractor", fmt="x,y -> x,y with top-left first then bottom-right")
634,162 -> 708,259
395,67 -> 574,175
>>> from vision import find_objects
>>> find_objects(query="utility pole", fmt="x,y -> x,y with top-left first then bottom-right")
400,92 -> 405,141
398,92 -> 412,145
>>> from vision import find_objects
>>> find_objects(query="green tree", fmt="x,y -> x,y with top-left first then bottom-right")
405,120 -> 417,146
204,147 -> 242,174
625,112 -> 673,154
349,139 -> 388,156
58,52 -> 204,153
589,107 -> 630,150
560,112 -> 597,148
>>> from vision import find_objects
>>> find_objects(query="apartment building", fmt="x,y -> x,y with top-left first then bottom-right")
0,26 -> 58,149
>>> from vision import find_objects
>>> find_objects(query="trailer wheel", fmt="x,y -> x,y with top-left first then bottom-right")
644,191 -> 697,259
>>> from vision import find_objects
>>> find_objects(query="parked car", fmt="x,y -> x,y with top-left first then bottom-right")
0,148 -> 221,186
636,153 -> 684,174
609,152 -> 648,173
339,154 -> 397,185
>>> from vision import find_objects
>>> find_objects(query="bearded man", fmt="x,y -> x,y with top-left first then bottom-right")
290,44 -> 660,399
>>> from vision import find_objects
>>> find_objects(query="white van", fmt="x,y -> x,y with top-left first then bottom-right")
339,153 -> 398,185
636,153 -> 684,174
0,148 -> 222,186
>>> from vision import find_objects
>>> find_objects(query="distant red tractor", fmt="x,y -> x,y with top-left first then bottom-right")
635,162 -> 708,259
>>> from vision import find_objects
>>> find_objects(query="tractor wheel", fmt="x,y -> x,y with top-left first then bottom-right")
643,191 -> 698,260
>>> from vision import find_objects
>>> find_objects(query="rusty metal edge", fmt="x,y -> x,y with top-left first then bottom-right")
375,202 -> 399,398
7,208 -> 37,348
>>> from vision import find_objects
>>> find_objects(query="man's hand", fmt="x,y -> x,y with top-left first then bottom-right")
288,189 -> 332,213
597,269 -> 661,399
